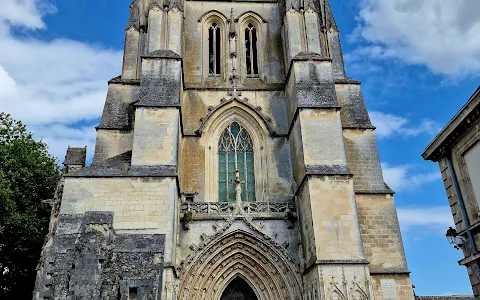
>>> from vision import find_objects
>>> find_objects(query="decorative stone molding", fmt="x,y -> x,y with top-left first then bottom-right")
180,200 -> 296,221
178,229 -> 303,300
202,102 -> 270,203
195,97 -> 275,137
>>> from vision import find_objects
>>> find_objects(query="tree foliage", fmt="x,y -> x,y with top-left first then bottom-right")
0,113 -> 59,298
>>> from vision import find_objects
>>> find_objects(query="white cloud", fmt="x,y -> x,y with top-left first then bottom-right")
0,0 -> 122,161
382,163 -> 441,191
397,206 -> 453,232
0,0 -> 53,31
370,111 -> 439,139
353,0 -> 480,77
31,124 -> 97,163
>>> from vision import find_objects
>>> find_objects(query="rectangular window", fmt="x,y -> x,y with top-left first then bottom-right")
245,25 -> 259,77
464,141 -> 480,208
129,287 -> 138,300
208,28 -> 214,74
208,24 -> 221,76
215,28 -> 221,75
252,29 -> 258,75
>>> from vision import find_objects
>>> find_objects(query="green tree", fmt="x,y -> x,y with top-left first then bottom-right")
0,113 -> 59,298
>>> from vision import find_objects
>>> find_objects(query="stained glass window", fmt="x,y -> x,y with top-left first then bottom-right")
218,122 -> 255,202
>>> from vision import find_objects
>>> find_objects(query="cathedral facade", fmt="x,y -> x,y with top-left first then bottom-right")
34,0 -> 415,299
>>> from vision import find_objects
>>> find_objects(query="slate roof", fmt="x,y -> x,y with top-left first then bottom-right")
97,81 -> 138,130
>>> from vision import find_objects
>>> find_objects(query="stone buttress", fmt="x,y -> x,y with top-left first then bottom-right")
34,0 -> 415,299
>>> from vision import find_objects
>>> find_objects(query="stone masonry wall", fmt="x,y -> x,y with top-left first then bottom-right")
308,176 -> 364,261
355,194 -> 408,272
438,157 -> 465,232
371,274 -> 415,300
131,108 -> 179,167
34,211 -> 165,300
300,109 -> 347,166
60,177 -> 177,262
94,130 -> 134,163
343,129 -> 386,192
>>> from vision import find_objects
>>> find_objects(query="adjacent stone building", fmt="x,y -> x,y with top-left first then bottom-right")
34,0 -> 415,299
423,87 -> 480,299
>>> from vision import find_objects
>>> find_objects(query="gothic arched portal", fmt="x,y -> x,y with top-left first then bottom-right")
220,277 -> 258,300
178,230 -> 303,300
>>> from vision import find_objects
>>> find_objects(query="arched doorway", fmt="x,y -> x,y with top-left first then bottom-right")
178,230 -> 303,300
220,277 -> 258,300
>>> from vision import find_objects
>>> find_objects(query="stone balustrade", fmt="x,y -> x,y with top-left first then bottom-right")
180,201 -> 296,220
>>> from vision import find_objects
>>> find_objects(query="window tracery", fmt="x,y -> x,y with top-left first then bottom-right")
203,104 -> 268,203
201,12 -> 227,78
218,122 -> 255,202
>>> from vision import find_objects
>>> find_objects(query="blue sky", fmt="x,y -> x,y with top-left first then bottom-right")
0,0 -> 479,296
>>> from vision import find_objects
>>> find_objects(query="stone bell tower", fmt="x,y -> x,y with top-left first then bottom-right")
34,0 -> 415,299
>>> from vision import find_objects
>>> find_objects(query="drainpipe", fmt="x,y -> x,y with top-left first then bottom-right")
446,154 -> 480,277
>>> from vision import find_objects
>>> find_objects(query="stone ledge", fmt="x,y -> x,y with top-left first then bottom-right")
95,126 -> 132,131
292,52 -> 332,62
318,259 -> 369,265
355,186 -> 395,195
65,151 -> 177,178
305,164 -> 352,176
141,49 -> 182,60
335,77 -> 362,85
107,75 -> 140,85
342,125 -> 376,130
184,83 -> 285,91
182,213 -> 294,221
369,267 -> 411,275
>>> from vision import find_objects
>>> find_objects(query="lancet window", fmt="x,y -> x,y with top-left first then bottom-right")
208,23 -> 221,76
218,122 -> 255,202
244,23 -> 258,77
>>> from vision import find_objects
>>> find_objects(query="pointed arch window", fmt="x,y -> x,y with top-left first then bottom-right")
208,23 -> 221,76
218,122 -> 255,202
244,23 -> 258,77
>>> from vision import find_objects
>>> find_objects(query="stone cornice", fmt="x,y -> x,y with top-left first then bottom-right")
141,49 -> 182,60
64,151 -> 178,178
107,76 -> 140,85
423,86 -> 480,162
368,267 -> 411,275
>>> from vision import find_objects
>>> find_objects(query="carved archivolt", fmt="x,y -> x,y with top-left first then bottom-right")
178,229 -> 303,300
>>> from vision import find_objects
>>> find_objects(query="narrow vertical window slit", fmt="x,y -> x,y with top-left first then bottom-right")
208,23 -> 221,76
245,23 -> 258,77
